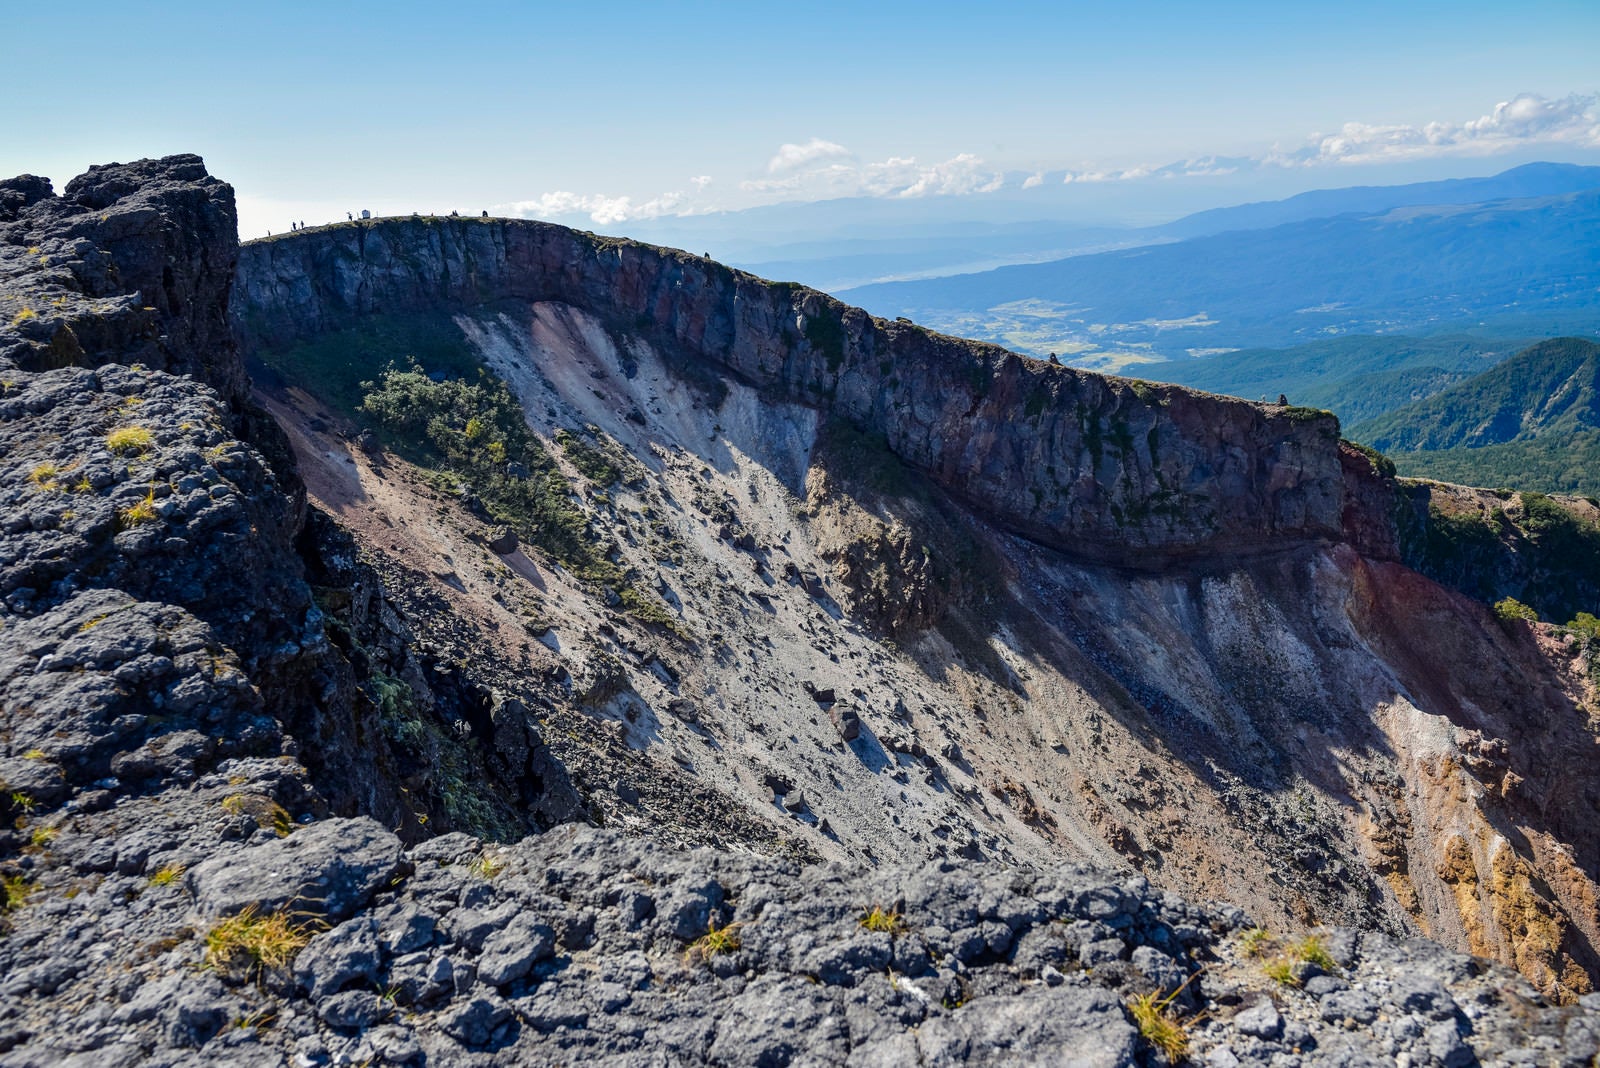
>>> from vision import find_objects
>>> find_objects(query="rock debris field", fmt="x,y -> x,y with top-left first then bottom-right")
4,813 -> 1598,1066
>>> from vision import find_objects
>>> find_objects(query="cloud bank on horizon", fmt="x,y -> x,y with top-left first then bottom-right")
495,92 -> 1600,225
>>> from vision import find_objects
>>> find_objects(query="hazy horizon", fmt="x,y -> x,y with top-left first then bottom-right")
4,1 -> 1598,244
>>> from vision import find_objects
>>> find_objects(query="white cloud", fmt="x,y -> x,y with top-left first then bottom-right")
766,138 -> 852,174
496,189 -> 687,226
1058,93 -> 1599,185
889,153 -> 1006,197
485,92 -> 1600,226
741,148 -> 1005,201
1271,92 -> 1600,166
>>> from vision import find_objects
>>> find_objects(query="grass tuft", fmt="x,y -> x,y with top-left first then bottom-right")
470,852 -> 507,880
1291,934 -> 1338,972
203,904 -> 316,978
117,488 -> 159,528
2,873 -> 33,914
220,794 -> 294,837
1239,927 -> 1272,958
1127,989 -> 1189,1061
1253,929 -> 1340,986
685,919 -> 744,964
105,425 -> 154,455
1263,957 -> 1297,986
27,462 -> 60,489
858,904 -> 908,935
148,863 -> 186,887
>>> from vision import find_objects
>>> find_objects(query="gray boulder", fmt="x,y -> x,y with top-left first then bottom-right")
186,816 -> 406,922
913,985 -> 1136,1067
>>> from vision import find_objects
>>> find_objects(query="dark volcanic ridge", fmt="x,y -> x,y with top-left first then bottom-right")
0,156 -> 1597,1066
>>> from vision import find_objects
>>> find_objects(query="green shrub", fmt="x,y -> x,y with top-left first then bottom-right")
802,308 -> 847,371
1493,597 -> 1539,624
359,366 -> 670,626
250,310 -> 484,416
370,671 -> 426,750
1343,439 -> 1396,479
360,369 -> 596,566
1567,612 -> 1600,640
556,428 -> 623,485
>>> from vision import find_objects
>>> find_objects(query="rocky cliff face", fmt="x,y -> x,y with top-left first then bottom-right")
1,155 -> 244,400
226,211 -> 1600,1009
235,219 -> 1344,563
2,157 -> 1600,1065
0,157 -> 586,843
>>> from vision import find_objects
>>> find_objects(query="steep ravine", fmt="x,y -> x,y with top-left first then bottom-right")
0,157 -> 1597,1066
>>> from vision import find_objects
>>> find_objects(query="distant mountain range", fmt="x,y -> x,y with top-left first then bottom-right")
1349,336 -> 1600,495
838,164 -> 1600,369
1156,161 -> 1600,239
624,162 -> 1600,295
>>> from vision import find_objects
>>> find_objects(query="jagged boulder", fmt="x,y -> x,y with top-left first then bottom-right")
0,154 -> 242,397
186,817 -> 407,922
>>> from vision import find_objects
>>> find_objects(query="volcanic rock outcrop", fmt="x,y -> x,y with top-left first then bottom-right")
0,157 -> 586,842
1,156 -> 1598,1065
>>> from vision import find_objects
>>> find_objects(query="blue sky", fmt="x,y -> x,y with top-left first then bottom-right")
5,1 -> 1598,237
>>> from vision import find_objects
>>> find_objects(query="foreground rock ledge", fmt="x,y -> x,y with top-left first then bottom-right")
3,817 -> 1598,1066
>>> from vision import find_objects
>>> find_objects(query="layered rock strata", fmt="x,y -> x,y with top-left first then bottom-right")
235,218 -> 1344,563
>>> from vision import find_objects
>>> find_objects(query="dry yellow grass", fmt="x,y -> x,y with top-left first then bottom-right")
1127,990 -> 1189,1061
117,489 -> 158,528
105,426 -> 153,455
147,863 -> 186,887
203,905 -> 315,977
